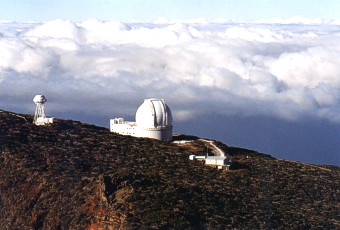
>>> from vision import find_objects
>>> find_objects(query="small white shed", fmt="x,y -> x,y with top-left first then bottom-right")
205,156 -> 229,166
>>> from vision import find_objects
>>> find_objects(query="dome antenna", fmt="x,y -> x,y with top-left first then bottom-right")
110,98 -> 173,141
33,95 -> 54,125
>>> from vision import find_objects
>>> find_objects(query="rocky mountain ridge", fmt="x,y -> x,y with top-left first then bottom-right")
0,109 -> 339,229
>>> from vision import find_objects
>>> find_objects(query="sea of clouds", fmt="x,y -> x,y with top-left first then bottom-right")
0,19 -> 339,164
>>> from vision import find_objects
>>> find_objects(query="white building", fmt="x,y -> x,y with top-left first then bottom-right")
110,98 -> 173,141
205,156 -> 229,166
189,155 -> 232,170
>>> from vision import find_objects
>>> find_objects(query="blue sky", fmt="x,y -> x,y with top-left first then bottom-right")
1,0 -> 340,22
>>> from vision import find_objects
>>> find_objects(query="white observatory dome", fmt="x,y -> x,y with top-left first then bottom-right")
33,95 -> 47,104
135,98 -> 173,129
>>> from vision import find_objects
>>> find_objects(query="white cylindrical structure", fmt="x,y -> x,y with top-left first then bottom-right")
189,155 -> 196,160
110,98 -> 173,141
135,98 -> 173,141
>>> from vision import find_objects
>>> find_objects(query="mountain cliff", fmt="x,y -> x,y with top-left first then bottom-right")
0,110 -> 339,229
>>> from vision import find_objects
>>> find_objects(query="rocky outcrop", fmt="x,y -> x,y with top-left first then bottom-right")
0,110 -> 339,229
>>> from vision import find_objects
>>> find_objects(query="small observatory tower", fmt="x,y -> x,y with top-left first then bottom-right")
33,95 -> 54,125
110,98 -> 173,141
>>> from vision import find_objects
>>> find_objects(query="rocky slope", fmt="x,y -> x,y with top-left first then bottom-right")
0,110 -> 339,229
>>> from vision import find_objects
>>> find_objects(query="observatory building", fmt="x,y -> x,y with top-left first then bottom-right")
110,98 -> 173,141
33,95 -> 54,125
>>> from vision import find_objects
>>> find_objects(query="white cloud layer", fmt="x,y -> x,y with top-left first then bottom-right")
1,19 -> 340,124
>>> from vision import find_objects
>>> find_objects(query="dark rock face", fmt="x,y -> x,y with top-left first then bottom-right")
0,110 -> 339,229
